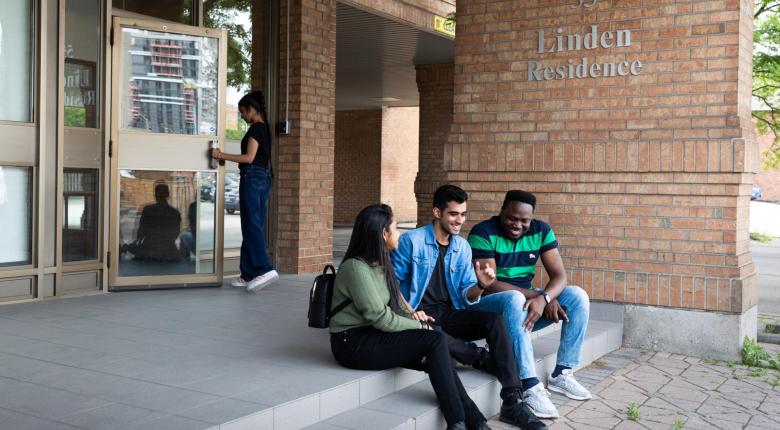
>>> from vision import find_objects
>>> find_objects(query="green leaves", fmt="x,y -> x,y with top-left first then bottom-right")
204,0 -> 252,90
754,1 -> 780,169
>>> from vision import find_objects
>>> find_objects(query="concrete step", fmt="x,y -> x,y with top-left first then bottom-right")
210,303 -> 623,430
300,316 -> 623,430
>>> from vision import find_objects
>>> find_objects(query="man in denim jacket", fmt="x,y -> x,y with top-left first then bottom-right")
392,185 -> 546,430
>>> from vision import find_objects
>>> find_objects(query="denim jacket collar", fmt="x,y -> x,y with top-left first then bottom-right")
424,222 -> 460,252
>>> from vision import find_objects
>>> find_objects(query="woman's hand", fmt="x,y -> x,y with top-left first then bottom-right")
210,148 -> 221,159
412,310 -> 435,323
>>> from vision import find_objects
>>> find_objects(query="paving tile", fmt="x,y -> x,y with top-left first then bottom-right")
0,377 -> 110,420
0,406 -> 64,430
121,414 -> 212,430
57,403 -> 165,430
219,409 -> 274,430
175,398 -> 268,425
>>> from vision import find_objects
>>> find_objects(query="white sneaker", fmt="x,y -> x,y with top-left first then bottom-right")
229,277 -> 247,288
523,382 -> 559,419
548,368 -> 592,400
246,270 -> 279,292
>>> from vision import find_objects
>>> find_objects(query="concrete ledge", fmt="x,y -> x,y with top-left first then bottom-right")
623,304 -> 757,360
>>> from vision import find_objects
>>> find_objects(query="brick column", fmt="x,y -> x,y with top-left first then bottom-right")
415,63 -> 453,225
450,0 -> 758,358
275,0 -> 336,273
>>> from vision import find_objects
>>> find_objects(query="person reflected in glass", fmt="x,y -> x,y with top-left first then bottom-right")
210,91 -> 278,291
179,201 -> 197,259
124,183 -> 182,262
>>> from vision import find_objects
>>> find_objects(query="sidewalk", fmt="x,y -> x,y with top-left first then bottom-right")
488,348 -> 780,430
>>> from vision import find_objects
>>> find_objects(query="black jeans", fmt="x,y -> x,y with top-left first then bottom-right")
331,326 -> 483,426
422,304 -> 523,399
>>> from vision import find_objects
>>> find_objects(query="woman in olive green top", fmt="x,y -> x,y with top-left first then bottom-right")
330,204 -> 489,430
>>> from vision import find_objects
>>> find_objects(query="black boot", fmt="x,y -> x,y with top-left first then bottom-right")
447,421 -> 468,430
499,391 -> 547,430
471,347 -> 495,376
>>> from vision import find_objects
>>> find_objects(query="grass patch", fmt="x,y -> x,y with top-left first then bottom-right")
703,357 -> 720,365
750,232 -> 775,243
592,359 -> 607,368
742,337 -> 780,371
671,418 -> 686,430
750,367 -> 765,377
626,402 -> 640,421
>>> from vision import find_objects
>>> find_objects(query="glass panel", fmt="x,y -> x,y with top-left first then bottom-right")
0,0 -> 33,122
223,172 -> 241,249
118,170 -> 215,276
112,0 -> 195,25
63,169 -> 99,262
64,0 -> 100,128
120,28 -> 218,135
0,166 -> 33,266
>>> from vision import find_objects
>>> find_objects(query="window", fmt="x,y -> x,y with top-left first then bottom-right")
0,167 -> 33,266
64,0 -> 101,128
119,28 -> 218,136
0,0 -> 33,122
63,169 -> 99,262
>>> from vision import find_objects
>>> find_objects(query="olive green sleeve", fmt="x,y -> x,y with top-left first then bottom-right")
341,261 -> 422,332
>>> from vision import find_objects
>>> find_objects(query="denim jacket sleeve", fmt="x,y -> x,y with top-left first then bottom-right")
455,238 -> 480,306
391,233 -> 414,303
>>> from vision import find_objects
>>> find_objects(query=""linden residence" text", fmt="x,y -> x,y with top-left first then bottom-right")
528,25 -> 642,81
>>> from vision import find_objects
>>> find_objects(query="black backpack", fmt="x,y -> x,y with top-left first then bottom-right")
307,265 -> 352,328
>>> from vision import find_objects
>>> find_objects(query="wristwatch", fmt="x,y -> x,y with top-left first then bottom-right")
539,291 -> 551,306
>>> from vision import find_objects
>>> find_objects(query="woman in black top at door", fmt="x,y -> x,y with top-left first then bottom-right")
211,91 -> 278,291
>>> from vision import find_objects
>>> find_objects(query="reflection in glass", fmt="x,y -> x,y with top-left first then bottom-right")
223,172 -> 242,249
63,169 -> 99,262
0,0 -> 33,122
112,0 -> 195,25
0,167 -> 33,266
118,170 -> 215,276
65,0 -> 100,128
120,28 -> 218,135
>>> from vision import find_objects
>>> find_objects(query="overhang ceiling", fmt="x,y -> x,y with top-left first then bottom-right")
336,2 -> 454,111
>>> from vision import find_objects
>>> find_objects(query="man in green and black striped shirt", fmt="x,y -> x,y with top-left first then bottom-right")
466,190 -> 592,419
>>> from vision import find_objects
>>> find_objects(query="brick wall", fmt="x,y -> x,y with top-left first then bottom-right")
444,0 -> 758,313
381,107 -> 420,223
334,110 -> 382,223
755,129 -> 780,201
415,63 -> 454,225
275,0 -> 336,273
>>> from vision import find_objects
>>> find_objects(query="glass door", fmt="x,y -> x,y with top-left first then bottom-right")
108,17 -> 226,290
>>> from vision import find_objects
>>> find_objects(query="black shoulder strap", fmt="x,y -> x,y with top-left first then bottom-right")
323,264 -> 351,318
329,299 -> 352,318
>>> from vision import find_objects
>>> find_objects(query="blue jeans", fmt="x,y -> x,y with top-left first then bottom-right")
239,165 -> 273,279
468,286 -> 589,379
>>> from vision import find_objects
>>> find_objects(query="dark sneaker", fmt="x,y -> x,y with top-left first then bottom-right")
471,347 -> 495,375
446,421 -> 468,430
500,394 -> 548,429
468,420 -> 491,430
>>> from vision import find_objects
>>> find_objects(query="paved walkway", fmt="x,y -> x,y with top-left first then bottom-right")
489,348 -> 780,430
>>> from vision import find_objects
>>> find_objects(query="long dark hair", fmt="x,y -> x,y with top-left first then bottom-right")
342,204 -> 403,314
238,90 -> 269,124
